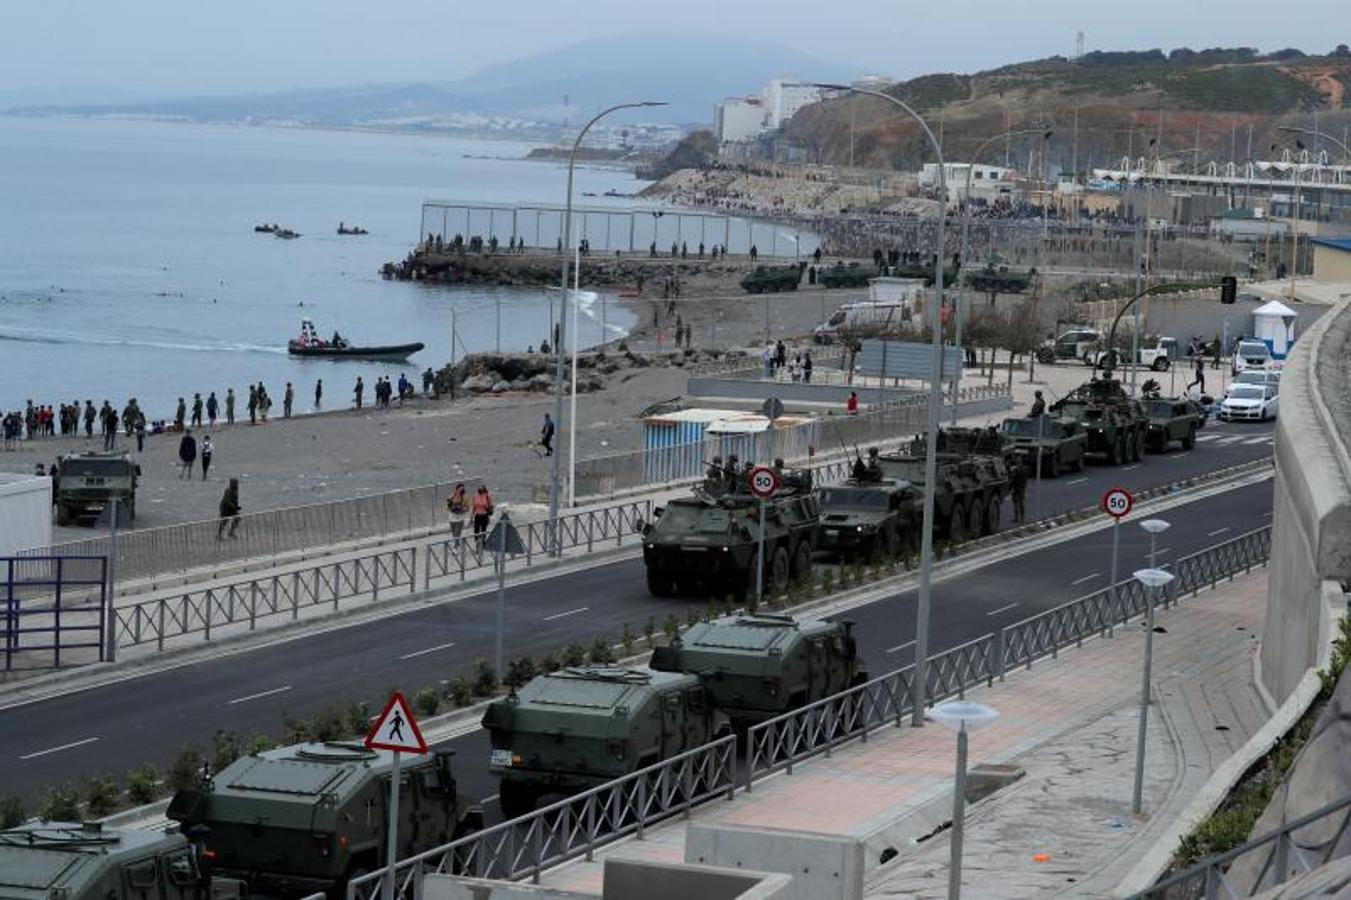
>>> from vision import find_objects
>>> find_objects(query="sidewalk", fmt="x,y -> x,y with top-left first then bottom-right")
537,569 -> 1271,899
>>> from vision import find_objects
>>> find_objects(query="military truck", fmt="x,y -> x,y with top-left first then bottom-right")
739,265 -> 801,294
167,741 -> 481,896
818,262 -> 877,289
875,442 -> 1010,542
482,666 -> 721,818
0,822 -> 238,900
54,452 -> 140,525
1049,378 -> 1149,465
1142,397 -> 1203,452
815,466 -> 921,561
999,416 -> 1088,477
641,474 -> 818,598
964,258 -> 1036,295
891,257 -> 959,287
650,614 -> 865,731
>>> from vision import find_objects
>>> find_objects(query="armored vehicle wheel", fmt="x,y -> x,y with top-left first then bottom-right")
1132,430 -> 1145,462
770,546 -> 791,593
1182,424 -> 1197,450
499,780 -> 537,820
1152,356 -> 1170,371
947,504 -> 967,543
984,494 -> 1002,535
646,569 -> 675,597
55,503 -> 72,526
1106,435 -> 1122,466
791,541 -> 812,581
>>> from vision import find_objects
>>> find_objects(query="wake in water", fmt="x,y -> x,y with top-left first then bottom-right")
0,326 -> 287,355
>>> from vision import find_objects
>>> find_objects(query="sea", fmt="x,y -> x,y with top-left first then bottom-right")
0,116 -> 648,419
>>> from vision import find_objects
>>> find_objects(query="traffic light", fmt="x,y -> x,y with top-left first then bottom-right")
1220,275 -> 1237,305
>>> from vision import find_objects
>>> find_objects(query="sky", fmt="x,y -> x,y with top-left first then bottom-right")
1,0 -> 1346,101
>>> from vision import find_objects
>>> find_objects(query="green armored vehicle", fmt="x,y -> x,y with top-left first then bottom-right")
999,416 -> 1087,477
0,822 -> 236,900
54,452 -> 140,525
876,441 -> 1009,542
964,257 -> 1036,295
1049,378 -> 1149,466
891,257 -> 958,288
935,425 -> 1018,469
167,741 -> 481,896
815,460 -> 921,561
642,473 -> 818,598
1142,398 -> 1203,452
482,666 -> 721,818
819,262 -> 877,289
740,265 -> 801,294
650,614 -> 865,730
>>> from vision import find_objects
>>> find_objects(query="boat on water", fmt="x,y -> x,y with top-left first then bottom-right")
254,223 -> 278,233
287,319 -> 424,360
274,227 -> 301,239
337,222 -> 369,235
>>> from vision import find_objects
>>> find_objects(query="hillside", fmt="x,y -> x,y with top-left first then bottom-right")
786,46 -> 1351,172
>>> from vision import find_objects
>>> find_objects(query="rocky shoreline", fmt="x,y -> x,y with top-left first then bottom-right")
440,348 -> 745,396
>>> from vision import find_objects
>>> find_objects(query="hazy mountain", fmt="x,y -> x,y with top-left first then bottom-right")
7,33 -> 856,129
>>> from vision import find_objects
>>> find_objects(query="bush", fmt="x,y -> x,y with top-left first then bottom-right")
307,704 -> 350,742
473,659 -> 498,697
168,746 -> 204,794
40,784 -> 81,822
821,570 -> 835,594
662,614 -> 680,642
250,735 -> 277,755
211,730 -> 244,773
589,637 -> 616,665
644,618 -> 656,646
621,624 -> 636,657
84,775 -> 120,818
539,653 -> 561,673
0,793 -> 26,828
445,677 -> 473,707
343,702 -> 372,738
561,642 -> 587,667
686,607 -> 701,629
414,687 -> 441,717
505,656 -> 538,689
125,765 -> 159,805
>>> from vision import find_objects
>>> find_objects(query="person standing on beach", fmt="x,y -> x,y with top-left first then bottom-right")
247,385 -> 258,425
225,388 -> 235,425
200,435 -> 213,480
191,393 -> 203,428
135,412 -> 146,452
314,379 -> 323,411
177,429 -> 197,478
103,408 -> 119,450
83,400 -> 96,438
446,483 -> 468,538
354,376 -> 364,410
217,477 -> 241,539
206,391 -> 218,427
283,382 -> 294,418
174,397 -> 186,431
471,484 -> 494,549
541,413 -> 555,457
258,383 -> 270,421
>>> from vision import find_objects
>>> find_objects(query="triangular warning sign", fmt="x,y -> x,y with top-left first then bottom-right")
363,691 -> 429,754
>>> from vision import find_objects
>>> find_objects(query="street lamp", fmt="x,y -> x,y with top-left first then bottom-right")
1131,567 -> 1174,815
930,700 -> 1000,899
548,100 -> 667,549
952,128 -> 1052,424
1139,518 -> 1170,570
812,82 -> 946,726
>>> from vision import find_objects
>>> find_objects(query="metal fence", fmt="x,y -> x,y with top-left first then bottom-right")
1130,793 -> 1351,899
111,499 -> 650,654
2,556 -> 107,670
346,736 -> 738,899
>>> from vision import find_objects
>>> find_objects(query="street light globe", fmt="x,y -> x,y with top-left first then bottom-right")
1139,519 -> 1171,535
930,700 -> 1000,733
1133,568 -> 1175,589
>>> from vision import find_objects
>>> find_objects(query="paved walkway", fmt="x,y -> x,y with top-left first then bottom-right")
538,570 -> 1271,898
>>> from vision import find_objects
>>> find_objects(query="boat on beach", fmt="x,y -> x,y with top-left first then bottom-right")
287,319 -> 424,360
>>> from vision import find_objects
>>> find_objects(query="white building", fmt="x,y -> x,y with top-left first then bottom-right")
919,162 -> 1019,203
714,96 -> 766,144
762,79 -> 823,130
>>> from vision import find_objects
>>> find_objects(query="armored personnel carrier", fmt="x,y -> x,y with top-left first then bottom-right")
818,262 -> 877,289
890,257 -> 958,287
54,451 -> 140,525
875,440 -> 1010,542
964,257 -> 1036,295
739,265 -> 801,294
167,741 -> 481,896
642,470 -> 818,598
999,415 -> 1088,477
650,614 -> 865,730
1049,378 -> 1149,466
482,666 -> 721,818
934,425 -> 1018,469
0,822 -> 237,900
815,460 -> 921,560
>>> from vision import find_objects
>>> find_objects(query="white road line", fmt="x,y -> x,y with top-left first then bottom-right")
1066,477 -> 1089,485
1207,527 -> 1231,537
987,602 -> 1021,616
19,737 -> 99,760
400,641 -> 457,660
1260,511 -> 1273,519
885,640 -> 916,654
1123,464 -> 1139,471
1196,434 -> 1220,442
1070,572 -> 1101,586
1244,436 -> 1272,445
228,685 -> 292,705
543,606 -> 590,622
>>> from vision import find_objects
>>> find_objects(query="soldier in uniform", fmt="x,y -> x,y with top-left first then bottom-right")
724,454 -> 740,493
704,456 -> 724,495
1010,461 -> 1028,524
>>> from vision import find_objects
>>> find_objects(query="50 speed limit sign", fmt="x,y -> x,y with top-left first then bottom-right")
748,465 -> 781,500
1102,487 -> 1134,520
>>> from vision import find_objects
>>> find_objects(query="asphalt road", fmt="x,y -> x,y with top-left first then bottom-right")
0,419 -> 1274,805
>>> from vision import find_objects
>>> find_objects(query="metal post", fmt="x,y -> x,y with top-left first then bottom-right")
568,247 -> 581,508
106,498 -> 119,663
495,296 -> 501,353
1132,585 -> 1157,815
948,724 -> 969,899
383,750 -> 402,900
756,499 -> 766,603
1034,413 -> 1044,522
1109,517 -> 1120,609
495,538 -> 506,677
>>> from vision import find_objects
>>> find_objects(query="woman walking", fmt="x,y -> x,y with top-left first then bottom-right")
446,483 -> 468,539
471,484 -> 494,550
200,435 -> 214,480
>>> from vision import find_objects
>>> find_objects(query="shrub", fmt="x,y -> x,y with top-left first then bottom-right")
705,599 -> 718,623
307,704 -> 349,742
686,607 -> 701,629
621,624 -> 637,656
445,677 -> 473,707
561,642 -> 587,667
662,614 -> 680,642
281,712 -> 308,745
643,618 -> 656,646
168,746 -> 204,794
84,775 -> 120,817
39,784 -> 81,822
125,765 -> 159,805
343,702 -> 372,737
539,653 -> 561,673
821,570 -> 835,594
473,659 -> 498,696
0,793 -> 26,828
746,593 -> 759,615
250,735 -> 277,755
211,730 -> 244,773
414,687 -> 441,717
505,656 -> 538,689
589,637 -> 616,665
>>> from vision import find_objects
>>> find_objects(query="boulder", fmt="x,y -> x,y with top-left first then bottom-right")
461,374 -> 495,393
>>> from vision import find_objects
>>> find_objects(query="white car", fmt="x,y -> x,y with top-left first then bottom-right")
1226,370 -> 1281,397
1232,340 -> 1273,374
1218,384 -> 1278,421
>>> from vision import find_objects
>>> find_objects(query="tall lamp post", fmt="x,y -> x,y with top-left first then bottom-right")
1131,567 -> 1174,815
812,82 -> 946,725
952,128 -> 1052,423
549,100 -> 667,550
930,700 -> 1000,899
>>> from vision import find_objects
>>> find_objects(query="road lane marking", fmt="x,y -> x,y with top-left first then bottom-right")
987,602 -> 1021,616
400,641 -> 456,660
1123,464 -> 1139,471
1196,434 -> 1219,442
1070,572 -> 1101,586
1066,477 -> 1089,485
20,737 -> 99,760
228,686 -> 292,705
543,606 -> 590,622
1207,527 -> 1231,537
1244,436 -> 1272,445
885,640 -> 916,654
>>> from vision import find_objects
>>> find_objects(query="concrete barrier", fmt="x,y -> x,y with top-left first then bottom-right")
685,823 -> 864,900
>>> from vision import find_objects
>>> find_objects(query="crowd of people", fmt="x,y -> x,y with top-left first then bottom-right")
759,339 -> 816,383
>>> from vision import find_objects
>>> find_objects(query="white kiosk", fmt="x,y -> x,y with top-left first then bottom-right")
1252,300 -> 1297,360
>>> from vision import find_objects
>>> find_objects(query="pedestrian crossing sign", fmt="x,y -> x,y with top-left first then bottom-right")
363,691 -> 429,754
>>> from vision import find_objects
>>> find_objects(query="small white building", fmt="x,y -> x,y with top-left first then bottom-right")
0,473 -> 52,557
1252,300 -> 1298,360
918,163 -> 1018,204
714,96 -> 766,144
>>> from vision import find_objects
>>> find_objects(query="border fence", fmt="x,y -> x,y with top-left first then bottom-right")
2,556 -> 107,670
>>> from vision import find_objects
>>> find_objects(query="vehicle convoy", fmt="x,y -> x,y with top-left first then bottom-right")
641,468 -> 818,597
167,741 -> 482,896
650,614 -> 866,731
739,265 -> 802,294
482,666 -> 721,818
815,465 -> 921,560
1036,328 -> 1105,365
1142,398 -> 1204,451
963,257 -> 1036,295
818,262 -> 878,289
54,451 -> 140,525
999,415 -> 1087,477
0,822 -> 237,900
1049,378 -> 1149,466
874,439 -> 1010,542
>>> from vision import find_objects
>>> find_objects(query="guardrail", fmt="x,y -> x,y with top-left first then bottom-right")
346,735 -> 738,899
112,499 -> 650,653
1129,793 -> 1351,899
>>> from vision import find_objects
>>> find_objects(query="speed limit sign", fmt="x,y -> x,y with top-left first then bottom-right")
748,465 -> 780,500
1102,487 -> 1134,520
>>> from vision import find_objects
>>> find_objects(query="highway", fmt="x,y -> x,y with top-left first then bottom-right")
0,419 -> 1274,805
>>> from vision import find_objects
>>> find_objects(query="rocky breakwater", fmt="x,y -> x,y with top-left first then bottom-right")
439,347 -> 745,397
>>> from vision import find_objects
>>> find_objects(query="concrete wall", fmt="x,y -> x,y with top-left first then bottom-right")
423,875 -> 596,900
685,823 -> 865,900
1137,295 -> 1329,348
1262,295 -> 1351,703
1313,244 -> 1351,283
0,473 -> 51,557
603,859 -> 793,900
